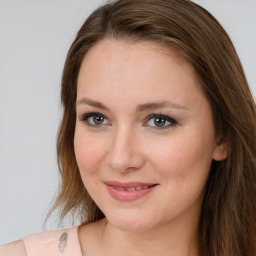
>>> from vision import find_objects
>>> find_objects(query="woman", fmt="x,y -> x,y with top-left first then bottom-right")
1,0 -> 255,255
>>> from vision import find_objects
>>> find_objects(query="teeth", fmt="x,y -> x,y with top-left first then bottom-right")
126,187 -> 136,191
113,185 -> 152,191
114,186 -> 126,191
122,186 -> 150,191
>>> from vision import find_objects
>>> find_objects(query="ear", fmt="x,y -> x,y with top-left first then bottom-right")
212,137 -> 228,161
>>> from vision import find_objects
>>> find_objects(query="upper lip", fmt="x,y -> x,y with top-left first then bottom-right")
104,180 -> 158,188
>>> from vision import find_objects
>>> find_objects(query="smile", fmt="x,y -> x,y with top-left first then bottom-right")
104,181 -> 158,201
113,185 -> 154,191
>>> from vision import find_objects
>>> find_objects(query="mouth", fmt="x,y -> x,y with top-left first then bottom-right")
109,184 -> 156,191
104,181 -> 158,201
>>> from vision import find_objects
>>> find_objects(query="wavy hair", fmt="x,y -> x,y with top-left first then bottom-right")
46,0 -> 256,255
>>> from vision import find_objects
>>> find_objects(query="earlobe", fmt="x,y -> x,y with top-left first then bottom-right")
212,138 -> 228,161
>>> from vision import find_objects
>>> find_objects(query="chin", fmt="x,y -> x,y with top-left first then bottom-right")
105,210 -> 154,232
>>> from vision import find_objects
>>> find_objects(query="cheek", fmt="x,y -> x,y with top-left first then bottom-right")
147,132 -> 214,215
74,128 -> 105,175
74,129 -> 107,200
146,129 -> 215,180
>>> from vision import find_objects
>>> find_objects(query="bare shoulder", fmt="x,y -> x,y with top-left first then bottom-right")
0,240 -> 27,256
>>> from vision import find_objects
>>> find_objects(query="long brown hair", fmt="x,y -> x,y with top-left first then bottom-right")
47,0 -> 256,255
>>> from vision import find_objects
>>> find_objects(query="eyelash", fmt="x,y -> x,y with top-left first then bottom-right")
78,112 -> 178,130
78,112 -> 109,128
144,114 -> 178,130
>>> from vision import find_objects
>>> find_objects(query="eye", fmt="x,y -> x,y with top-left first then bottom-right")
144,114 -> 177,130
78,112 -> 110,127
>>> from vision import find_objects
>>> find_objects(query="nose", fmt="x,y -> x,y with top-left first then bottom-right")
106,126 -> 144,173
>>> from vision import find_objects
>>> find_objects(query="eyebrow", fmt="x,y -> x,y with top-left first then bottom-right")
76,98 -> 109,110
76,98 -> 187,111
136,101 -> 187,112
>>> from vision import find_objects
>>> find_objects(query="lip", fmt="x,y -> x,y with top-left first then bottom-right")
104,180 -> 158,202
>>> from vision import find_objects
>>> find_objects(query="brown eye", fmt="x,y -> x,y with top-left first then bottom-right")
79,112 -> 110,127
93,115 -> 105,124
154,117 -> 166,127
145,114 -> 177,130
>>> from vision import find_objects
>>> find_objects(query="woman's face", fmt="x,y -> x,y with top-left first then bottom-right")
74,40 -> 226,232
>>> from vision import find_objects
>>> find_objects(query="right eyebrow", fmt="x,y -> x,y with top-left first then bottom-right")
76,98 -> 109,111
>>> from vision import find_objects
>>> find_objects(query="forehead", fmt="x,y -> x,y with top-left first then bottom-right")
79,39 -> 190,73
76,39 -> 204,107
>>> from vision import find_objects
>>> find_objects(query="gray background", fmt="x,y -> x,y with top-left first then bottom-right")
0,0 -> 255,244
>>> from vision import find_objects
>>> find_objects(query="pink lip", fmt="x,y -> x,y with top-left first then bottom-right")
104,180 -> 158,202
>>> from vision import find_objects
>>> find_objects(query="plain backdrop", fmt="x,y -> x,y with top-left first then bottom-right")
0,0 -> 255,244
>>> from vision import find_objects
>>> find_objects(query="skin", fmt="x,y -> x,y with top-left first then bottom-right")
74,40 -> 227,256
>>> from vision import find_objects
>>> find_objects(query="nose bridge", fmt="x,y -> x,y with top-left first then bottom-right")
114,125 -> 131,151
107,125 -> 143,172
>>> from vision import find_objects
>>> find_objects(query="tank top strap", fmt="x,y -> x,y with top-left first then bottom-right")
22,226 -> 82,256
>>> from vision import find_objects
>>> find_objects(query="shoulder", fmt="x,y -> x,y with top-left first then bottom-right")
23,226 -> 82,256
0,226 -> 82,256
0,240 -> 27,256
22,228 -> 68,255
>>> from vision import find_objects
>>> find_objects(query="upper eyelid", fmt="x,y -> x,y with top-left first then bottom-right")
146,113 -> 174,119
145,114 -> 177,123
78,112 -> 107,119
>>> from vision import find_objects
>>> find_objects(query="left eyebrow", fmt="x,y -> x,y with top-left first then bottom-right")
136,101 -> 188,112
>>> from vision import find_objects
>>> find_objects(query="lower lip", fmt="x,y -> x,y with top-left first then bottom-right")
105,184 -> 157,202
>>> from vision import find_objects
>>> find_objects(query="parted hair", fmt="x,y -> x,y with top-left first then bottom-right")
46,0 -> 256,255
